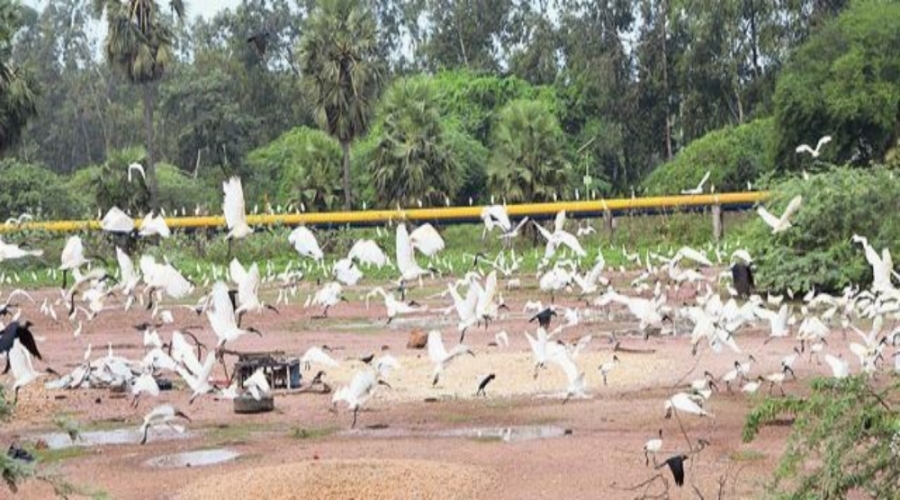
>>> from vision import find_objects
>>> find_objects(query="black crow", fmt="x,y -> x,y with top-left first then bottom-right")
658,454 -> 689,487
529,307 -> 557,330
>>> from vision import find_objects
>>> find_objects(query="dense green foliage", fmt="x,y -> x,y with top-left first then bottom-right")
369,77 -> 461,207
0,0 -> 35,152
0,159 -> 81,218
774,0 -> 900,170
643,118 -> 775,194
487,99 -> 570,203
744,377 -> 900,499
742,166 -> 900,293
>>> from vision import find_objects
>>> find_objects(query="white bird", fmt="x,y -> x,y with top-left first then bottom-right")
0,238 -> 43,262
681,170 -> 711,195
348,239 -> 389,268
223,176 -> 253,247
851,235 -> 895,293
140,255 -> 194,304
546,342 -> 587,402
824,354 -> 849,379
757,195 -> 802,234
139,404 -> 191,445
333,258 -> 363,286
115,247 -> 141,298
288,226 -> 323,261
332,368 -> 390,428
100,207 -> 135,233
643,429 -> 663,466
664,392 -> 711,418
130,371 -> 160,407
300,346 -> 339,371
6,338 -> 56,403
207,281 -> 261,348
598,355 -> 620,386
59,236 -> 88,287
409,223 -> 445,257
427,330 -> 474,386
243,368 -> 271,400
176,352 -> 218,404
795,135 -> 832,158
395,224 -> 434,285
308,281 -> 345,318
366,286 -> 426,324
480,205 -> 512,236
139,212 -> 171,239
128,162 -> 146,183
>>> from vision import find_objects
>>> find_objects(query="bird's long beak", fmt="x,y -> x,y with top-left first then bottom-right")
175,410 -> 192,422
377,380 -> 392,389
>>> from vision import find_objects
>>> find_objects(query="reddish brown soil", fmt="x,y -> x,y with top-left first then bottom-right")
2,279 -> 832,499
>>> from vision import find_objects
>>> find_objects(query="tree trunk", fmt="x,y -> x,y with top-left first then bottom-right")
661,0 -> 672,161
341,140 -> 352,210
142,82 -> 159,210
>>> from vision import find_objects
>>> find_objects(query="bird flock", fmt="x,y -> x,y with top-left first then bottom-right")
2,146 -> 899,489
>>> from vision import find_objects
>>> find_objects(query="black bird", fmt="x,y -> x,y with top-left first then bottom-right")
1,321 -> 43,373
529,307 -> 557,330
731,262 -> 754,298
476,373 -> 495,397
658,454 -> 689,487
359,353 -> 375,364
247,30 -> 271,56
6,444 -> 34,462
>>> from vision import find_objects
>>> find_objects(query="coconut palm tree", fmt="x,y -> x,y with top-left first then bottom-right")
92,0 -> 185,209
298,0 -> 381,210
487,99 -> 570,203
0,0 -> 37,153
369,77 -> 460,208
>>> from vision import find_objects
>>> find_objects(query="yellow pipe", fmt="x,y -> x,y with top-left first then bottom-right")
0,192 -> 769,234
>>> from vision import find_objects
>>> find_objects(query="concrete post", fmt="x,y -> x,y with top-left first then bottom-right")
712,204 -> 723,241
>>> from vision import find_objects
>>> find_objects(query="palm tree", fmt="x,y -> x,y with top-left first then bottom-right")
298,0 -> 381,211
92,0 -> 185,209
487,99 -> 570,203
369,78 -> 460,208
0,0 -> 37,153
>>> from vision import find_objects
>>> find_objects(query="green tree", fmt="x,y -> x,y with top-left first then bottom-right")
773,0 -> 900,170
298,0 -> 381,210
0,0 -> 37,153
92,0 -> 186,209
487,99 -> 570,203
368,77 -> 461,208
420,0 -> 514,72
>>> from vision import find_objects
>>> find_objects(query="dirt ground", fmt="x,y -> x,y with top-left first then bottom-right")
1,276 -> 834,500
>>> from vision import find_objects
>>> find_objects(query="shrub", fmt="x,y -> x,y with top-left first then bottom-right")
643,117 -> 775,195
741,166 -> 899,293
156,163 -> 219,213
0,159 -> 84,219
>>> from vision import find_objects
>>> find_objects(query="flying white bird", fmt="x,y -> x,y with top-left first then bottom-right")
139,212 -> 171,239
128,162 -> 146,183
681,170 -> 711,195
427,330 -> 474,386
409,223 -> 445,257
795,135 -> 832,158
757,195 -> 802,234
222,177 -> 252,253
0,238 -> 43,262
139,404 -> 191,445
348,239 -> 389,268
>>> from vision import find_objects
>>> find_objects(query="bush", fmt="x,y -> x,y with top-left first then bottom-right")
643,118 -> 775,195
244,126 -> 343,211
741,166 -> 900,293
0,159 -> 84,219
156,163 -> 219,213
81,147 -> 152,214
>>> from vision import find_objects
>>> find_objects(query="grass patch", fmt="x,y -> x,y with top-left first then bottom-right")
289,426 -> 339,440
730,449 -> 768,462
204,422 -> 280,446
29,445 -> 91,464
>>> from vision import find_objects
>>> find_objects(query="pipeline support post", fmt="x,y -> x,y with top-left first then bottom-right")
712,204 -> 723,241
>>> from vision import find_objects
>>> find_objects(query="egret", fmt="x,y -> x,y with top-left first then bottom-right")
332,368 -> 392,428
427,330 -> 474,386
0,238 -> 43,263
128,162 -> 146,183
100,207 -> 135,234
643,429 -> 663,466
795,135 -> 832,158
681,170 -> 711,195
6,338 -> 58,403
222,176 -> 252,257
59,236 -> 89,288
347,239 -> 389,268
598,355 -> 620,386
664,392 -> 711,418
300,345 -> 339,371
757,195 -> 802,234
139,405 -> 191,445
409,223 -> 445,257
288,226 -> 324,261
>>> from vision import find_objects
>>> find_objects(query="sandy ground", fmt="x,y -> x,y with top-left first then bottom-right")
1,275 -> 841,499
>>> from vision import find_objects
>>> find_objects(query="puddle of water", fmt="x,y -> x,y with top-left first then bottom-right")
345,425 -> 569,443
436,426 -> 570,442
36,427 -> 194,450
144,449 -> 240,468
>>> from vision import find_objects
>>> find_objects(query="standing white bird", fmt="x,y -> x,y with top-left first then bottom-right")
795,135 -> 832,158
288,226 -> 324,261
681,170 -> 711,195
757,195 -> 803,234
332,368 -> 392,428
139,404 -> 191,445
427,330 -> 474,386
59,236 -> 88,288
643,429 -> 663,466
100,207 -> 135,234
307,281 -> 346,318
222,176 -> 252,256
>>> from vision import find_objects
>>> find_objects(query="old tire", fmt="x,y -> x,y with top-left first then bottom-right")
233,394 -> 274,414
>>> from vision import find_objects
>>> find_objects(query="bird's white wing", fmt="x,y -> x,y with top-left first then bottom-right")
348,239 -> 388,268
795,144 -> 814,155
116,247 -> 137,285
553,210 -> 567,233
301,346 -> 339,368
697,170 -> 711,189
222,177 -> 247,231
756,207 -> 781,229
395,224 -> 417,275
552,230 -> 587,257
409,224 -> 445,257
238,263 -> 260,306
816,135 -> 832,152
780,195 -> 803,223
675,246 -> 712,267
547,342 -> 580,386
101,207 -> 135,233
288,226 -> 323,260
229,258 -> 247,286
427,330 -> 449,363
532,220 -> 554,242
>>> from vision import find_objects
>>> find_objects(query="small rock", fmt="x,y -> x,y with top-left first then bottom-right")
34,439 -> 48,450
407,330 -> 427,349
